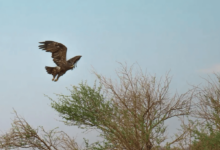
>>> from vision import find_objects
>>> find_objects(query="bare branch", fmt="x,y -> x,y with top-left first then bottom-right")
0,109 -> 80,150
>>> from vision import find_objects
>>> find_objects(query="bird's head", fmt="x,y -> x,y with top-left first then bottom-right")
69,55 -> 82,70
70,65 -> 75,70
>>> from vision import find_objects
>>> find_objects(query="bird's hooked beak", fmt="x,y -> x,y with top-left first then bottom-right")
71,65 -> 75,70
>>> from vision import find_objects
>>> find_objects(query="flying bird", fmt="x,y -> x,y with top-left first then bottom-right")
39,41 -> 82,82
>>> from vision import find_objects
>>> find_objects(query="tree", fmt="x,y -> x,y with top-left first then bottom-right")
51,63 -> 194,150
190,74 -> 220,150
0,110 -> 80,150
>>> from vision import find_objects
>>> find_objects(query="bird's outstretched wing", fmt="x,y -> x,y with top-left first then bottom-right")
67,55 -> 82,68
39,41 -> 67,66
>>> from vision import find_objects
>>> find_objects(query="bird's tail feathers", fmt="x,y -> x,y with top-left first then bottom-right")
45,66 -> 56,74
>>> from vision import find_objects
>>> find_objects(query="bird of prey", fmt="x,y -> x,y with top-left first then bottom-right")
39,41 -> 82,82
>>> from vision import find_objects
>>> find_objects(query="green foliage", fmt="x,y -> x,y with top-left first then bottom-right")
50,81 -> 115,130
83,138 -> 115,150
191,127 -> 220,150
191,87 -> 220,150
50,81 -> 120,148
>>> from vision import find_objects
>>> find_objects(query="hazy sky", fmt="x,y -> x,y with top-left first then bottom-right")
0,0 -> 220,146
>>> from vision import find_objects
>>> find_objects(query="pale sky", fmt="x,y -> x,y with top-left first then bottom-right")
0,0 -> 220,146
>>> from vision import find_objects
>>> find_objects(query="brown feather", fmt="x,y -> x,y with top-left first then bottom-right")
39,41 -> 67,66
67,55 -> 82,66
